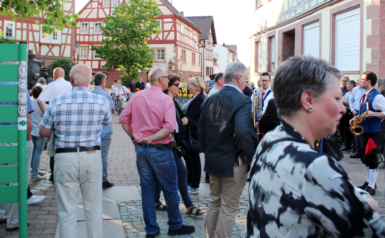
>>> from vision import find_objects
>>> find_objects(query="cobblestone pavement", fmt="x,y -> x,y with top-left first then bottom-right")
1,114 -> 385,237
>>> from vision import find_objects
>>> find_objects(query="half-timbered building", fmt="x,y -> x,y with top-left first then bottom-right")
186,16 -> 217,81
75,0 -> 204,86
0,0 -> 75,66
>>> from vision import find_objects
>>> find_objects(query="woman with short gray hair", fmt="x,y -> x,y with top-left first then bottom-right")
246,56 -> 385,237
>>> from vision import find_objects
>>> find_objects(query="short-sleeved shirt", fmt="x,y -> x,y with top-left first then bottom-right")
92,86 -> 114,138
118,86 -> 176,144
38,77 -> 72,103
41,87 -> 111,149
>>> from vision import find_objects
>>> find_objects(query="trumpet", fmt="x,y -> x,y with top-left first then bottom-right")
350,101 -> 368,136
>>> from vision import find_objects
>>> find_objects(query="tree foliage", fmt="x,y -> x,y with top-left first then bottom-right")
91,0 -> 161,80
48,58 -> 75,81
120,71 -> 140,86
0,0 -> 78,34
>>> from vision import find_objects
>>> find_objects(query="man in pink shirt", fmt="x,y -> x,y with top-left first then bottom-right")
119,68 -> 195,237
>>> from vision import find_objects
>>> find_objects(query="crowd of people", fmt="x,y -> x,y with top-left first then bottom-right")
2,54 -> 385,237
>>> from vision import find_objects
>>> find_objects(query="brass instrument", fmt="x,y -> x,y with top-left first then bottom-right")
350,101 -> 369,136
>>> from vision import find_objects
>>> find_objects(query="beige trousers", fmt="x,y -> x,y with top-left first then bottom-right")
205,162 -> 248,238
55,150 -> 103,238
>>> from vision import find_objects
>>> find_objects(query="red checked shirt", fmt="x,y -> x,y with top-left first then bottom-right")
118,86 -> 176,144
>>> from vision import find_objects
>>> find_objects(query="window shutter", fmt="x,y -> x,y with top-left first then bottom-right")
303,22 -> 319,58
335,8 -> 360,71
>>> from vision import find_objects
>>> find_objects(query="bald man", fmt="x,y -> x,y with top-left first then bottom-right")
40,64 -> 110,238
119,68 -> 195,237
37,67 -> 72,183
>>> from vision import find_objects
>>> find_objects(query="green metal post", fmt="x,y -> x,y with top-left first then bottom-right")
18,42 -> 28,238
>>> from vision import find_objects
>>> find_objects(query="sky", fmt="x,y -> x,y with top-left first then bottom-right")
75,0 -> 254,67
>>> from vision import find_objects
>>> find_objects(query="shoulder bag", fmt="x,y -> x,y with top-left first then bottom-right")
182,127 -> 202,153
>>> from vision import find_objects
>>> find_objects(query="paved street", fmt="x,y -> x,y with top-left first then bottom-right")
1,114 -> 385,237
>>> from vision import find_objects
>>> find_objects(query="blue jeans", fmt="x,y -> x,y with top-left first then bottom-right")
31,135 -> 45,178
136,145 -> 183,235
155,148 -> 193,209
101,134 -> 112,182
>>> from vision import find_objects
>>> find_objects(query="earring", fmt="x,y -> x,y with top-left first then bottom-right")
308,108 -> 313,112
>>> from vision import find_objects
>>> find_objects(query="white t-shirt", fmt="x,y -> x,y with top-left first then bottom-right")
38,77 -> 72,103
116,86 -> 130,102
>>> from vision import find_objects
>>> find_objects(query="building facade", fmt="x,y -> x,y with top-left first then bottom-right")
0,0 -> 75,66
187,16 -> 218,81
75,0 -> 204,85
214,43 -> 238,73
250,0 -> 385,82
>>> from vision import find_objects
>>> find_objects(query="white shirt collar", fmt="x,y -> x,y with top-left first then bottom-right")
262,88 -> 271,94
223,84 -> 242,94
55,77 -> 65,81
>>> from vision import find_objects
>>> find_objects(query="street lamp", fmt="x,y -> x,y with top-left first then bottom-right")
75,40 -> 80,63
179,55 -> 183,77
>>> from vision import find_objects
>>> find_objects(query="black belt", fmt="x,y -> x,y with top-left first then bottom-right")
55,146 -> 101,154
137,142 -> 175,150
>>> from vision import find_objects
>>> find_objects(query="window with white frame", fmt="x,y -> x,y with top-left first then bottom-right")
303,22 -> 319,58
181,24 -> 185,35
80,22 -> 89,34
79,47 -> 88,59
157,49 -> 164,61
111,0 -> 119,7
40,27 -> 61,44
94,22 -> 102,34
93,49 -> 101,59
103,0 -> 110,7
4,21 -> 15,38
154,20 -> 162,31
335,8 -> 360,71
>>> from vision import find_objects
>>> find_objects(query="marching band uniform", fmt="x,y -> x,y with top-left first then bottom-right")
252,88 -> 274,125
357,88 -> 385,194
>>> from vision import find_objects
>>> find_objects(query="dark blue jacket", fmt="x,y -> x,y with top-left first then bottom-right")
198,86 -> 259,177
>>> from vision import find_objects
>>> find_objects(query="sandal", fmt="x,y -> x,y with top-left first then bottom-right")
155,202 -> 167,211
185,206 -> 206,216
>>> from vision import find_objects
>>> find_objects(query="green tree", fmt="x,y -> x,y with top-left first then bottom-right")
120,71 -> 140,86
48,58 -> 75,81
91,0 -> 160,85
0,0 -> 78,34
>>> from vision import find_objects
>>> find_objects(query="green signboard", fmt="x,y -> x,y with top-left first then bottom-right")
0,42 -> 28,237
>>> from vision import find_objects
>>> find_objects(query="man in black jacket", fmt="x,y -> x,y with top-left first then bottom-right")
198,62 -> 258,238
136,77 -> 145,90
128,79 -> 136,92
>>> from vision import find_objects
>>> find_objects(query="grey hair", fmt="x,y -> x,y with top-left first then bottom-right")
274,56 -> 343,117
93,72 -> 106,86
70,64 -> 92,85
38,77 -> 46,85
149,68 -> 165,84
224,62 -> 248,83
377,78 -> 385,96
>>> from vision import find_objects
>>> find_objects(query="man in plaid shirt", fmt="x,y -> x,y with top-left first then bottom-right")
39,64 -> 111,238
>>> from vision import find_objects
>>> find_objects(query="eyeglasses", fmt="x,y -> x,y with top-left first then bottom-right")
172,83 -> 180,87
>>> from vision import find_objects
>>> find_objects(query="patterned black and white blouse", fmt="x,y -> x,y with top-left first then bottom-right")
246,121 -> 385,238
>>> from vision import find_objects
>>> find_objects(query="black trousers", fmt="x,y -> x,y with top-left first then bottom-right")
50,156 -> 54,181
358,132 -> 381,169
184,152 -> 201,189
342,110 -> 355,150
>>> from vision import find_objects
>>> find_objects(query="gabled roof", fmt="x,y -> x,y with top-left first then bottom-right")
160,0 -> 202,34
186,16 -> 217,44
223,44 -> 237,55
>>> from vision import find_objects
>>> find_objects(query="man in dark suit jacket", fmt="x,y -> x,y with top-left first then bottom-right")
128,79 -> 136,92
136,77 -> 145,90
198,62 -> 258,238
